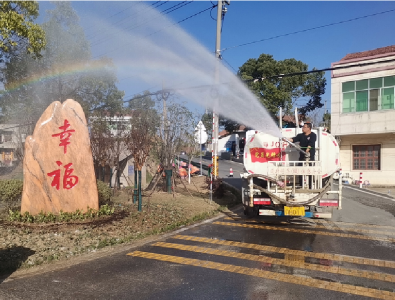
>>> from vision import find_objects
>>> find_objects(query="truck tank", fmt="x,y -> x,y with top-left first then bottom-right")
240,127 -> 342,219
244,128 -> 340,178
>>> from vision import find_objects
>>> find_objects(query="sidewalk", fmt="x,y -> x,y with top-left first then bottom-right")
365,187 -> 395,198
344,183 -> 395,199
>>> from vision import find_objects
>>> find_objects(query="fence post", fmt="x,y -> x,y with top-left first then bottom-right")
359,172 -> 363,188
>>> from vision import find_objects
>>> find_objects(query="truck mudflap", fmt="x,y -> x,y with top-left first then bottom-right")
258,209 -> 332,219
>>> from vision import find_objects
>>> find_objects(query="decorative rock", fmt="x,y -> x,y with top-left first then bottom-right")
21,99 -> 99,215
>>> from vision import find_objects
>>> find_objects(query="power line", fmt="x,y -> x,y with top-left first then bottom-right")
86,1 -> 161,40
90,1 -> 194,48
222,8 -> 395,52
87,1 -> 173,44
245,57 -> 395,82
172,4 -> 216,26
120,1 -> 195,36
222,57 -> 237,73
95,4 -> 216,59
161,1 -> 193,14
84,1 -> 143,35
118,57 -> 395,108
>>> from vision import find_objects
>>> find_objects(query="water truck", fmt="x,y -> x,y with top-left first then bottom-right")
240,127 -> 342,219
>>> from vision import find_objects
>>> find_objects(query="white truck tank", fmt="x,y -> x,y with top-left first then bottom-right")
244,128 -> 340,179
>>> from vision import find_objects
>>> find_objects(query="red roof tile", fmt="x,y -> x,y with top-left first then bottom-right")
340,45 -> 395,61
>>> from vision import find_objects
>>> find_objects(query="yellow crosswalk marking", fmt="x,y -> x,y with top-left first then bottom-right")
309,219 -> 395,230
213,221 -> 395,243
172,235 -> 395,269
128,251 -> 395,300
222,217 -> 395,236
153,242 -> 395,283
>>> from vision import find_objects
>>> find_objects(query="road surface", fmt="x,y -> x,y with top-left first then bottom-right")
1,158 -> 395,300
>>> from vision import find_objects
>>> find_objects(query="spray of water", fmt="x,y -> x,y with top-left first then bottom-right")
86,2 -> 281,137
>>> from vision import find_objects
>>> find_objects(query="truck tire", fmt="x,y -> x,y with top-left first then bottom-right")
243,205 -> 256,218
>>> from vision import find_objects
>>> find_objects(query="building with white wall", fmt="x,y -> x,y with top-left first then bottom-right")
331,45 -> 395,185
0,124 -> 25,166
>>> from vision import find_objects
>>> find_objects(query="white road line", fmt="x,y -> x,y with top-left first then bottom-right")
342,185 -> 395,202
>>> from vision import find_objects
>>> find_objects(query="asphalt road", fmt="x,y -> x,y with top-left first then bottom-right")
1,158 -> 395,300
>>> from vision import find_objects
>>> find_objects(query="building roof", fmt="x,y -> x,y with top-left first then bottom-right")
340,45 -> 395,61
219,125 -> 247,137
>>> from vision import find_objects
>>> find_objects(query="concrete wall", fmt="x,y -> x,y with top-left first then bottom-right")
338,133 -> 395,185
331,55 -> 395,136
111,159 -> 147,188
218,134 -> 239,153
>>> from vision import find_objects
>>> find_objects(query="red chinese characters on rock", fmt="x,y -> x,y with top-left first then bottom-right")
52,119 -> 75,154
47,119 -> 79,190
47,161 -> 79,190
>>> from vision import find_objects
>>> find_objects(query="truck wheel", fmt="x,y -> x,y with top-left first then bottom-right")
244,205 -> 255,218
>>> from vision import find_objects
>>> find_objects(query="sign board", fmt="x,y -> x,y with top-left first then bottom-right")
268,165 -> 322,176
195,121 -> 206,131
128,165 -> 134,176
194,120 -> 208,144
194,131 -> 208,144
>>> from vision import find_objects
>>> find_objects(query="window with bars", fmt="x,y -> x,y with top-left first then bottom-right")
353,145 -> 380,170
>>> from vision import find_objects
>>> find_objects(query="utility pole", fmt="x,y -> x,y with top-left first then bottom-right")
323,100 -> 327,127
212,0 -> 226,180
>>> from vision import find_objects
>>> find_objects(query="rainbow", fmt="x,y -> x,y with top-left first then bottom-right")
3,59 -> 112,93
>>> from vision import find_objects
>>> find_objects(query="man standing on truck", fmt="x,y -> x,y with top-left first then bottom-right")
286,123 -> 316,188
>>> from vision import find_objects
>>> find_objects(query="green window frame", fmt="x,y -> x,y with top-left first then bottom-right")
369,89 -> 379,111
342,81 -> 355,92
342,76 -> 395,113
381,87 -> 394,110
342,92 -> 355,113
384,76 -> 395,87
356,91 -> 368,112
356,79 -> 368,90
370,77 -> 382,89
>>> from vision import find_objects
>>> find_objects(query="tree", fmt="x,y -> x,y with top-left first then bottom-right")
127,108 -> 158,211
128,90 -> 156,111
322,111 -> 331,131
182,117 -> 203,184
238,53 -> 326,118
152,99 -> 193,169
89,113 -> 116,181
0,2 -> 123,125
0,1 -> 46,63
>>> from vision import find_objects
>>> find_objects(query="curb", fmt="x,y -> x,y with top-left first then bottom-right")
342,184 -> 394,200
2,206 -> 242,283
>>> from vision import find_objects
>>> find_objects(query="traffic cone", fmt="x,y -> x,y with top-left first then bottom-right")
229,168 -> 233,177
237,151 -> 239,159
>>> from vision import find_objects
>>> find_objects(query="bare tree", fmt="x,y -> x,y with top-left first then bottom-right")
89,111 -> 132,188
154,101 -> 192,168
127,109 -> 158,211
89,113 -> 115,182
182,116 -> 203,184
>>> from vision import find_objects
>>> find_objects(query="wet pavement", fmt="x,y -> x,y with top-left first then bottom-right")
1,201 -> 395,299
1,160 -> 395,299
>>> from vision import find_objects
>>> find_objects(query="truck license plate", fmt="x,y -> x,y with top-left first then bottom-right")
284,206 -> 305,216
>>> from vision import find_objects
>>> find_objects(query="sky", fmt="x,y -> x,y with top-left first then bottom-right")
36,1 -> 395,117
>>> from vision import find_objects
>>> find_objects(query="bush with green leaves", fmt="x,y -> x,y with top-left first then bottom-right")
97,180 -> 112,205
0,179 -> 23,207
0,180 -> 112,207
8,205 -> 115,223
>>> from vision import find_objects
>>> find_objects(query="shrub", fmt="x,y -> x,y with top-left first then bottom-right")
0,179 -> 23,207
8,205 -> 115,223
97,180 -> 112,205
